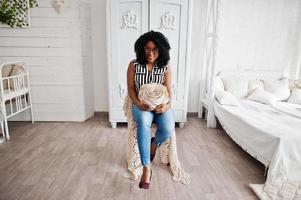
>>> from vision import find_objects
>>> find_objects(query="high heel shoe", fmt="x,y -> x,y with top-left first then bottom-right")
139,170 -> 152,189
150,137 -> 156,161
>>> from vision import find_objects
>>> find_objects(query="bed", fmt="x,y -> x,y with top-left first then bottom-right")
207,70 -> 301,199
214,99 -> 301,183
206,70 -> 301,182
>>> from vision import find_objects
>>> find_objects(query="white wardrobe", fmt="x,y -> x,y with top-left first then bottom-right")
106,0 -> 192,128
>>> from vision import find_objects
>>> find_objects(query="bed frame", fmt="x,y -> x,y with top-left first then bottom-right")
0,62 -> 34,140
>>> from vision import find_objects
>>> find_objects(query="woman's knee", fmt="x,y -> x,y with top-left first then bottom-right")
155,111 -> 175,133
155,127 -> 173,146
165,123 -> 175,134
158,122 -> 174,136
163,109 -> 175,124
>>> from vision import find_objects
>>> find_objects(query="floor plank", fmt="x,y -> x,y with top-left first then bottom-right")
0,115 -> 264,200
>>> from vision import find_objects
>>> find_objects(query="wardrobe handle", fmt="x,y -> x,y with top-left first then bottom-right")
172,84 -> 176,97
119,84 -> 126,98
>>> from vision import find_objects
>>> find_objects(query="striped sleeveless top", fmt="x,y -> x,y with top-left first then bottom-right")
134,62 -> 168,93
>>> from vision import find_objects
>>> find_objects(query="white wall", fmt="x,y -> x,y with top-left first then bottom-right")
91,0 -> 207,113
215,0 -> 301,77
91,0 -> 108,112
80,0 -> 94,119
0,0 -> 93,121
295,13 -> 301,79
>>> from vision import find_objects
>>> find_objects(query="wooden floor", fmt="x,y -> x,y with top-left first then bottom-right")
0,114 -> 265,200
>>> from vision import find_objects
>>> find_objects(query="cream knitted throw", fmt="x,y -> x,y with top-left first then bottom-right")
123,92 -> 190,184
250,182 -> 301,200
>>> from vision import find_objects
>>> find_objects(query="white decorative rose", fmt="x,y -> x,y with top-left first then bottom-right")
138,83 -> 169,109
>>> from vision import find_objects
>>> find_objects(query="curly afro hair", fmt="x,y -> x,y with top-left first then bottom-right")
134,30 -> 171,68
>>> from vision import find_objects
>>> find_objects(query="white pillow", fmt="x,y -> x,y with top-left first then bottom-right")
248,88 -> 278,105
222,76 -> 249,98
264,78 -> 290,101
212,77 -> 224,91
215,89 -> 240,106
287,88 -> 301,105
9,64 -> 26,90
289,79 -> 301,91
248,79 -> 264,96
1,64 -> 13,90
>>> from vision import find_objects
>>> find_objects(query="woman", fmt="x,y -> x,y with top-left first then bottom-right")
127,31 -> 175,189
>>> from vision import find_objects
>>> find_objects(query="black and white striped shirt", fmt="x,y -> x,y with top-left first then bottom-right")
134,62 -> 168,93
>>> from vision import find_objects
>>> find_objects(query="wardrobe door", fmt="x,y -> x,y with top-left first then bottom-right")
149,0 -> 191,124
107,0 -> 148,126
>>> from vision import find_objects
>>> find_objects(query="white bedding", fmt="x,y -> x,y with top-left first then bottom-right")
0,87 -> 29,101
214,99 -> 301,183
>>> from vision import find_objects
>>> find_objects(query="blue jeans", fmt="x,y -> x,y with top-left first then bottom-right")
132,105 -> 175,166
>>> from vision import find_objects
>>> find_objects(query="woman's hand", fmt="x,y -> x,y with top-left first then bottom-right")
137,101 -> 153,111
154,103 -> 170,114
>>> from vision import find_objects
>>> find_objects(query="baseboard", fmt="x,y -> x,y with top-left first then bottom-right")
187,112 -> 198,117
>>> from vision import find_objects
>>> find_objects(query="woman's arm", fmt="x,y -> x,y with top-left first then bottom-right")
155,66 -> 172,113
163,66 -> 173,104
127,61 -> 152,111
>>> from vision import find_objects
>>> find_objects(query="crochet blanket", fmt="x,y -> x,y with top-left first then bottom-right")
250,182 -> 301,200
123,94 -> 190,184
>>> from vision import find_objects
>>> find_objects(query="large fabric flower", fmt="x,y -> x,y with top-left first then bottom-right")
138,83 -> 169,109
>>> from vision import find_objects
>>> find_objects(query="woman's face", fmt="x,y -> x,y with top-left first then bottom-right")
144,41 -> 159,64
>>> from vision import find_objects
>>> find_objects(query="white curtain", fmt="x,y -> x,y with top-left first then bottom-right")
200,0 -> 220,128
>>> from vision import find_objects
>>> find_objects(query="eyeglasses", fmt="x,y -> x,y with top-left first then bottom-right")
144,47 -> 159,54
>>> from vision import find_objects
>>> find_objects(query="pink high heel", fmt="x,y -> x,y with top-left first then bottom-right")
139,170 -> 152,189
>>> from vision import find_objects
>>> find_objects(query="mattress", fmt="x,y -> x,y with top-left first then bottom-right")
214,99 -> 301,183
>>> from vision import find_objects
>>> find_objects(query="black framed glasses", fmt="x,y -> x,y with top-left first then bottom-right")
144,47 -> 159,54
